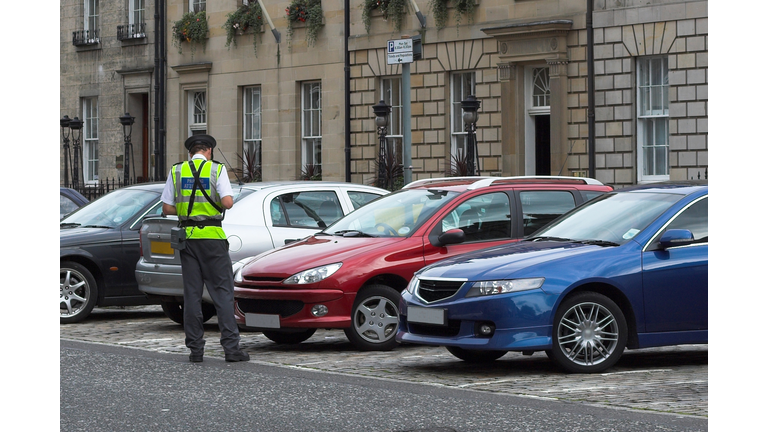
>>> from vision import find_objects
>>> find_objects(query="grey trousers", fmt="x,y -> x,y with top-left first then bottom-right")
179,238 -> 241,355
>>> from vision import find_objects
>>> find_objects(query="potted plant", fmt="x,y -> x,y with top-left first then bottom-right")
285,0 -> 324,49
300,163 -> 322,181
362,0 -> 407,34
172,10 -> 208,56
223,2 -> 265,57
428,0 -> 477,33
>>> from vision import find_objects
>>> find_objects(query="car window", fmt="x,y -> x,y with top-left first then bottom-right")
581,191 -> 606,202
520,191 -> 577,236
61,189 -> 160,228
440,192 -> 512,242
271,191 -> 341,228
347,191 -> 382,209
654,196 -> 708,245
326,189 -> 458,237
60,194 -> 81,219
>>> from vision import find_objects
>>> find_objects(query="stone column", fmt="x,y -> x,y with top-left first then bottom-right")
547,58 -> 569,175
498,62 -> 521,176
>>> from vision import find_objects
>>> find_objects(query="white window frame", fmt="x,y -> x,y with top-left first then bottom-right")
190,0 -> 205,13
381,77 -> 403,163
84,0 -> 99,42
129,0 -> 145,26
82,97 -> 99,183
450,72 -> 475,159
301,81 -> 322,169
243,86 -> 262,171
188,90 -> 207,136
524,66 -> 551,175
637,56 -> 670,183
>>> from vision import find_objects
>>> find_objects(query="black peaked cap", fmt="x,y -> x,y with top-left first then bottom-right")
184,134 -> 217,150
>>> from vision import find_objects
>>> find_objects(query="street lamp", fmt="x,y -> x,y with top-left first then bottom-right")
461,95 -> 481,176
60,115 -> 72,186
68,116 -> 84,189
119,112 -> 135,183
372,100 -> 391,189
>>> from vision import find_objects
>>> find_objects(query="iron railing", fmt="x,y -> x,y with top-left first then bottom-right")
72,29 -> 100,46
117,23 -> 146,40
62,177 -> 153,202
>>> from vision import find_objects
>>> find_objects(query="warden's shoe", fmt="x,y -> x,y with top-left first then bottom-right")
189,353 -> 204,363
225,350 -> 250,362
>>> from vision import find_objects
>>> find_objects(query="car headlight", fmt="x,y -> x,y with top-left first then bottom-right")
283,263 -> 342,285
465,278 -> 545,297
233,266 -> 244,284
405,276 -> 419,294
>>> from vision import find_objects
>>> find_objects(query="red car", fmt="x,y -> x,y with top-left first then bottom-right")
233,176 -> 613,351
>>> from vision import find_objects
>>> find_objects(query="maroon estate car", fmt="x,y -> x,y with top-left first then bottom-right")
233,176 -> 613,351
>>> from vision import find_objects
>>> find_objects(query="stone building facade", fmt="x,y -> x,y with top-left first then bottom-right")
60,0 -> 707,188
60,0 -> 157,185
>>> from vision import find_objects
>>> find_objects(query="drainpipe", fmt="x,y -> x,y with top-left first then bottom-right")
344,0 -> 351,182
587,0 -> 596,179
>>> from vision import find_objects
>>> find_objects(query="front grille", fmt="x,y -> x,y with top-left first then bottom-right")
417,279 -> 465,303
237,299 -> 304,317
243,276 -> 286,282
408,320 -> 462,337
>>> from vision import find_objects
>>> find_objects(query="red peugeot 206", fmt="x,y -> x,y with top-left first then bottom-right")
233,176 -> 613,351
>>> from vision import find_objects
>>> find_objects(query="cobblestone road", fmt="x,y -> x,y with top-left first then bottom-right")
61,305 -> 708,418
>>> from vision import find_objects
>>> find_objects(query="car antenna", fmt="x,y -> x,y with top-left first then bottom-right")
217,148 -> 244,186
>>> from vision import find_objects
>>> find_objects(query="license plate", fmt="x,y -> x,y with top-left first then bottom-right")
150,241 -> 174,255
245,313 -> 281,329
407,306 -> 447,326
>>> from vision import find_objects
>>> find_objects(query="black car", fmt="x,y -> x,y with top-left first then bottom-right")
60,187 -> 89,220
60,183 -> 165,323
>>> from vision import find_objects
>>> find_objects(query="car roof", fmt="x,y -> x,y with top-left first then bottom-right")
236,181 -> 388,193
615,180 -> 708,195
402,176 -> 607,192
122,182 -> 166,191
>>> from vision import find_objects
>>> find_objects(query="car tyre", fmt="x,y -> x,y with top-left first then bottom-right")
262,329 -> 317,344
161,301 -> 216,325
61,261 -> 98,324
547,292 -> 628,373
344,285 -> 400,351
446,346 -> 507,363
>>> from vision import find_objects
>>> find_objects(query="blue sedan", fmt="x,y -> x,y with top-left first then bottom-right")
397,182 -> 707,373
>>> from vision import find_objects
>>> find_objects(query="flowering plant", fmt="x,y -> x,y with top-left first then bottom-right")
172,11 -> 208,56
223,2 -> 265,57
429,0 -> 477,32
285,0 -> 323,48
362,0 -> 406,34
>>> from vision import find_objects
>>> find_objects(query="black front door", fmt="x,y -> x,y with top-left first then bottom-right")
535,115 -> 551,175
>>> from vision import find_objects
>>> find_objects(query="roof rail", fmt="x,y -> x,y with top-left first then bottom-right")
402,176 -> 495,189
466,176 -> 604,190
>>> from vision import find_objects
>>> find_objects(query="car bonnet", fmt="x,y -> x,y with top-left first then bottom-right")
417,240 -> 598,281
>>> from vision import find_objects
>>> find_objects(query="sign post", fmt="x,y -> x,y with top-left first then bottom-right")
386,36 -> 421,185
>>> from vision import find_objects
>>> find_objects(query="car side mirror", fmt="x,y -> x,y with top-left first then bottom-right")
658,229 -> 695,249
437,229 -> 465,246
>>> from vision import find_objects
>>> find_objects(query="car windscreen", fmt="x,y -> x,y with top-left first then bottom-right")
323,189 -> 459,237
61,189 -> 160,229
531,191 -> 684,245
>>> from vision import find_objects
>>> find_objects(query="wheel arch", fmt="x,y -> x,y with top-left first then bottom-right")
61,255 -> 106,305
558,282 -> 640,349
360,273 -> 410,294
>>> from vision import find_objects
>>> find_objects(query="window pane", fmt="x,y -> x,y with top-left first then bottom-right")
520,191 -> 576,236
664,198 -> 708,241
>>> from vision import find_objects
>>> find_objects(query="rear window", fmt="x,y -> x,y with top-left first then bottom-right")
520,191 -> 577,236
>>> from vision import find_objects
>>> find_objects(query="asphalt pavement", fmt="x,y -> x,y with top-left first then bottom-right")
59,305 -> 708,421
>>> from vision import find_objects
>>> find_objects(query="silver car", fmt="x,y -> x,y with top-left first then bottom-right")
135,181 -> 388,324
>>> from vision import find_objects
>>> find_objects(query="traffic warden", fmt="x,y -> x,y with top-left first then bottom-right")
161,134 -> 250,363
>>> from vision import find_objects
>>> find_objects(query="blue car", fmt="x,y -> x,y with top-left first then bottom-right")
397,181 -> 707,373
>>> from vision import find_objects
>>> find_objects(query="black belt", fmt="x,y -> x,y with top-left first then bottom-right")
180,219 -> 222,228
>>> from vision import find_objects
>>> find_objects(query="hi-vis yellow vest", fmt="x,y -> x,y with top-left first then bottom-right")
172,159 -> 226,240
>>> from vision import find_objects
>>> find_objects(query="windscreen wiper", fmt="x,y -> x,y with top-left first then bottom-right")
332,230 -> 374,238
526,236 -> 573,242
60,223 -> 81,228
575,239 -> 620,247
